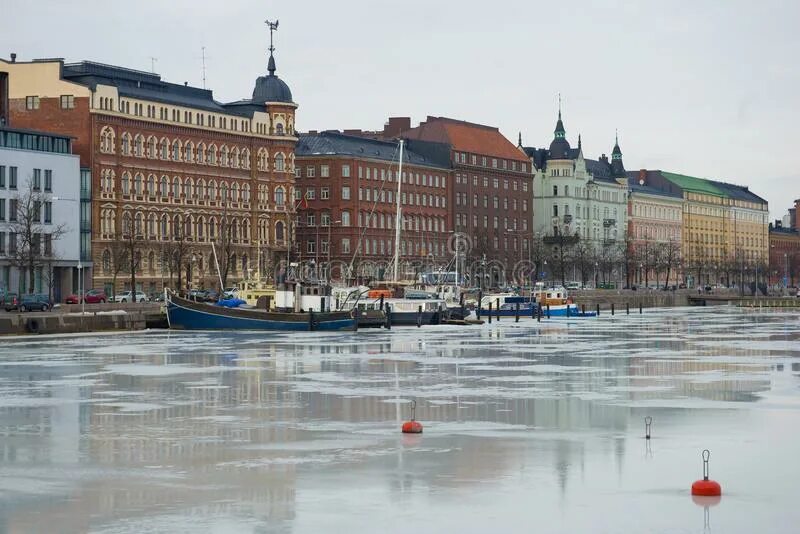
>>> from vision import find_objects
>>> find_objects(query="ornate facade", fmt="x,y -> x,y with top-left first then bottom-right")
2,33 -> 298,295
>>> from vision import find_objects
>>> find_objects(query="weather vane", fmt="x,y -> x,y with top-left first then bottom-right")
265,19 -> 279,53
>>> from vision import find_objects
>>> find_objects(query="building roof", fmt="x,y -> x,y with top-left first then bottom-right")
659,171 -> 727,197
628,179 -> 683,200
250,52 -> 293,104
402,116 -> 528,162
296,131 -> 450,169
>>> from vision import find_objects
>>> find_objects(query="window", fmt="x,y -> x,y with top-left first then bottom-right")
60,95 -> 75,109
25,96 -> 40,110
307,241 -> 316,253
341,186 -> 350,200
9,199 -> 18,221
341,238 -> 351,254
44,201 -> 52,224
307,214 -> 315,226
306,166 -> 315,178
321,212 -> 331,226
275,154 -> 285,171
553,185 -> 558,196
44,170 -> 52,192
0,199 -> 5,221
274,187 -> 285,206
342,164 -> 350,177
33,169 -> 41,191
341,211 -> 351,227
0,166 -> 5,188
553,205 -> 559,217
320,165 -> 330,178
321,187 -> 329,200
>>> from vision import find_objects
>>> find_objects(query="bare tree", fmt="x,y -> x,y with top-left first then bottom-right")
107,231 -> 129,300
121,213 -> 144,302
571,240 -> 595,287
7,177 -> 68,293
168,214 -> 192,292
659,239 -> 682,288
215,205 -> 237,289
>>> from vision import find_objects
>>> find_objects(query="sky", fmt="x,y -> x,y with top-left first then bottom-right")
2,0 -> 799,217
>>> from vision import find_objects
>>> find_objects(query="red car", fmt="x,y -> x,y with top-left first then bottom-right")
65,294 -> 81,304
83,289 -> 108,303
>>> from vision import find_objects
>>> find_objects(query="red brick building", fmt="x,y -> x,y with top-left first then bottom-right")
401,116 -> 533,281
769,199 -> 800,287
294,131 -> 451,281
1,43 -> 297,295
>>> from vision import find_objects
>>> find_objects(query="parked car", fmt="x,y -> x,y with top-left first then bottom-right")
112,291 -> 150,303
64,294 -> 81,304
188,289 -> 206,300
222,287 -> 239,299
565,282 -> 581,290
83,289 -> 108,304
19,294 -> 51,312
3,292 -> 19,311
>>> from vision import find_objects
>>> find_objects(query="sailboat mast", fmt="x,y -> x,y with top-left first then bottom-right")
392,139 -> 404,282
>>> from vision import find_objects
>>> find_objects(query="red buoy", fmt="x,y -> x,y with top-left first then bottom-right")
401,400 -> 423,434
691,450 -> 722,496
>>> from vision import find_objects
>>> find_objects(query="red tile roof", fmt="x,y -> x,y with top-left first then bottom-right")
403,116 -> 528,162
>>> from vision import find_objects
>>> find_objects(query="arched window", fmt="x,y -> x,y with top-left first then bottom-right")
184,141 -> 194,162
197,216 -> 205,239
242,219 -> 250,242
275,153 -> 285,172
134,212 -> 144,235
160,175 -> 169,197
146,136 -> 157,158
147,174 -> 156,196
147,212 -> 156,237
231,182 -> 239,202
209,217 -> 217,239
134,173 -> 143,195
172,176 -> 181,198
102,249 -> 111,273
172,140 -> 181,161
274,186 -> 285,206
275,221 -> 285,242
220,182 -> 229,202
231,147 -> 240,169
341,210 -> 351,227
160,214 -> 168,237
197,178 -> 206,199
133,135 -> 144,157
197,143 -> 206,164
121,172 -> 131,195
209,180 -> 217,201
148,251 -> 156,275
159,138 -> 169,160
257,148 -> 268,171
220,145 -> 229,167
122,211 -> 133,235
241,254 -> 248,273
184,177 -> 193,199
100,126 -> 115,153
276,123 -> 284,135
242,184 -> 250,203
121,132 -> 131,156
208,144 -> 217,165
241,148 -> 250,169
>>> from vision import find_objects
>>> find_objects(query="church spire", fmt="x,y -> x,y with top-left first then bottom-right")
612,129 -> 622,159
265,19 -> 279,75
554,94 -> 566,140
517,131 -> 522,148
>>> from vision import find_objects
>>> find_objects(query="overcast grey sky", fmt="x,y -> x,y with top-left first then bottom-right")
2,0 -> 798,216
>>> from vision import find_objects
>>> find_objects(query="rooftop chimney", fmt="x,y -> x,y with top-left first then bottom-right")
10,53 -> 16,63
384,117 -> 411,138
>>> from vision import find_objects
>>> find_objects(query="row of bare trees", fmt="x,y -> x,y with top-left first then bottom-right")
103,206 -> 243,301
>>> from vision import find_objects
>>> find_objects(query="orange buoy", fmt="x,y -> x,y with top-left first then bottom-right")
401,400 -> 423,434
691,450 -> 722,496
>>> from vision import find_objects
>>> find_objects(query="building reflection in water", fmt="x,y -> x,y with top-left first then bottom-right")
0,308 -> 795,531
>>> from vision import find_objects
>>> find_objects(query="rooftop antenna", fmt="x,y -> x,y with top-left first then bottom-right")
558,92 -> 562,118
149,56 -> 157,73
201,46 -> 208,89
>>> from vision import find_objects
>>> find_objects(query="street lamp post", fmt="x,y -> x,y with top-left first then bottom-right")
77,260 -> 84,315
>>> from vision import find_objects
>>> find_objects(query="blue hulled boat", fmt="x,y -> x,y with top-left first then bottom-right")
166,282 -> 356,331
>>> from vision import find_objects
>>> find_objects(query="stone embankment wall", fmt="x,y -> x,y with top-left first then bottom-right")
0,303 -> 167,336
571,290 -> 690,310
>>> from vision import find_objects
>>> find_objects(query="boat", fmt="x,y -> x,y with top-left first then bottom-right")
479,293 -> 538,317
165,281 -> 356,331
331,285 -> 387,328
533,284 -> 596,317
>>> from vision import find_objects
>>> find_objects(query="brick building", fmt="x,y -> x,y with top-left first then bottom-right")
1,38 -> 297,296
294,131 -> 451,281
401,116 -> 533,283
768,200 -> 800,287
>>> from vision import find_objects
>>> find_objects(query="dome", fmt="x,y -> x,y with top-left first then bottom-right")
549,137 -> 572,159
251,54 -> 293,104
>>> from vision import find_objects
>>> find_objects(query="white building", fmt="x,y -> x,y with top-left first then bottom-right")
0,127 -> 84,299
524,111 -> 628,247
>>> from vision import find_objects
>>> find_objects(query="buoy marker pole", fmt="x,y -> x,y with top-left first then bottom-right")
402,399 -> 423,434
691,449 -> 722,496
645,416 -> 652,440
